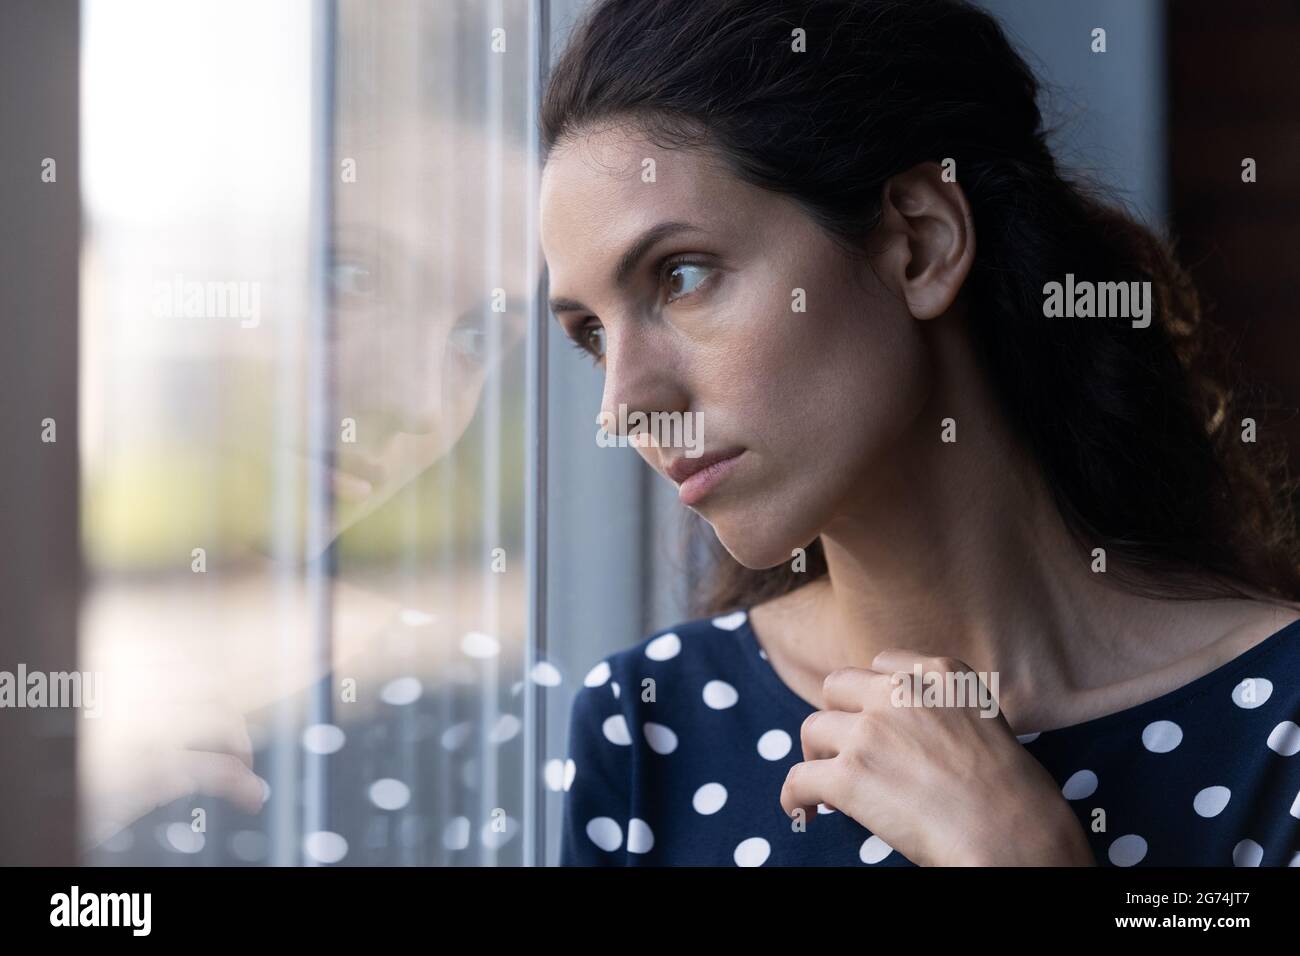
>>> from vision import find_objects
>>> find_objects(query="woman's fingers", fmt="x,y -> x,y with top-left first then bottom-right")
820,666 -> 886,712
181,722 -> 255,772
178,750 -> 268,815
799,708 -> 857,762
780,756 -> 843,823
869,648 -> 927,675
136,751 -> 263,818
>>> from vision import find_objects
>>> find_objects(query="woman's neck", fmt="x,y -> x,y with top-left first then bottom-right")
785,316 -> 1291,732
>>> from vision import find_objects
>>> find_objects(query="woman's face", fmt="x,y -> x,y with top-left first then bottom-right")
305,119 -> 529,547
540,123 -> 935,569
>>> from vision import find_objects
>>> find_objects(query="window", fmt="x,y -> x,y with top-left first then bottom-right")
76,0 -> 665,868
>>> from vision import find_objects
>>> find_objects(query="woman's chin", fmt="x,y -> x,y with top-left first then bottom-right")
712,529 -> 806,572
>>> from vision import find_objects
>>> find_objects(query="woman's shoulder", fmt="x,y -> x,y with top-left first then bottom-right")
1028,605 -> 1300,748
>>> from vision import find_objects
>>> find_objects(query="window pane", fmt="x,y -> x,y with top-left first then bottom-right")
80,0 -> 541,866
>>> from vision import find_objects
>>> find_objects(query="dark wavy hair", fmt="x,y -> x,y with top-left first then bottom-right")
540,0 -> 1300,615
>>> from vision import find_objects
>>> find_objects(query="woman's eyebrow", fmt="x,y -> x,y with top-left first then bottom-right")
548,219 -> 705,315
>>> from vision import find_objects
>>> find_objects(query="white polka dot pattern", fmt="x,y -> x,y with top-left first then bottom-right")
556,610 -> 1300,866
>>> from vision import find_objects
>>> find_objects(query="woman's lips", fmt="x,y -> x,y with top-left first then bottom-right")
671,450 -> 745,507
335,445 -> 389,485
331,468 -> 373,503
294,450 -> 382,505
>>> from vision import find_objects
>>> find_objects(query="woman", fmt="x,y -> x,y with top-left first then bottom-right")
540,0 -> 1300,866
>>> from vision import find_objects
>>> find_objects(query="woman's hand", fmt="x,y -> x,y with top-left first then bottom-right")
80,695 -> 267,851
779,648 -> 1095,866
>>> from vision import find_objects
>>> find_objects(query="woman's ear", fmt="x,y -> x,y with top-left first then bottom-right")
873,160 -> 975,321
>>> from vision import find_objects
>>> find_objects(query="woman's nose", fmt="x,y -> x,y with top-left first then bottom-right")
598,327 -> 689,444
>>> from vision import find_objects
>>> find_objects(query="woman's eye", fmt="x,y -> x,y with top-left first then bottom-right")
663,261 -> 711,302
449,310 -> 492,364
449,326 -> 488,360
570,323 -> 605,365
331,260 -> 376,298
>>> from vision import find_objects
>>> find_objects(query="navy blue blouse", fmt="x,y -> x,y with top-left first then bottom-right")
559,609 -> 1300,866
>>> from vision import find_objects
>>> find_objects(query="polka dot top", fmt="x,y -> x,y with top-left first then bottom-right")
559,609 -> 1300,866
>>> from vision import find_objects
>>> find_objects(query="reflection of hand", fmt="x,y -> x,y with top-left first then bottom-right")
80,697 -> 267,851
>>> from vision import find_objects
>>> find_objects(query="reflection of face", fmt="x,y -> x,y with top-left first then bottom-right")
540,123 -> 932,570
324,219 -> 526,520
310,119 -> 532,537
